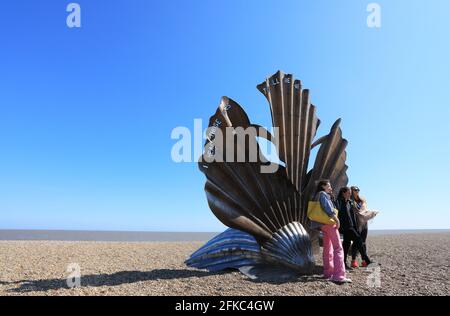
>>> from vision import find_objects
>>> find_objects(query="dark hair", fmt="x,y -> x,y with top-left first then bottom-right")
338,187 -> 351,199
315,179 -> 330,196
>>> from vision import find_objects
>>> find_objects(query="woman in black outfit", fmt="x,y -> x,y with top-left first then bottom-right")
336,187 -> 372,269
350,186 -> 378,267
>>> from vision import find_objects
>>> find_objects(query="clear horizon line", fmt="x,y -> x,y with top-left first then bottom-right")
1,228 -> 450,233
1,228 -> 449,242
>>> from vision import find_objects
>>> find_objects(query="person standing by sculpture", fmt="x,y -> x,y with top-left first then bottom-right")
311,180 -> 352,284
350,186 -> 379,268
336,187 -> 372,270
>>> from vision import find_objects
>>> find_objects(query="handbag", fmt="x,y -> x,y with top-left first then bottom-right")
307,201 -> 338,225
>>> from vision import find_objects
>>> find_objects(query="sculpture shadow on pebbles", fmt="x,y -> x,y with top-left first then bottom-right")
5,269 -> 223,293
239,264 -> 326,284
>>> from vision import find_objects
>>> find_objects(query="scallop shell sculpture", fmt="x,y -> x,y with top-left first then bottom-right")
185,71 -> 349,279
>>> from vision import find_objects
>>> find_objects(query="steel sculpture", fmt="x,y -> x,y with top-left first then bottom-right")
185,71 -> 349,279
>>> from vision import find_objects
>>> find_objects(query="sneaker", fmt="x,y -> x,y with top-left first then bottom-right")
331,278 -> 352,284
351,260 -> 359,268
361,260 -> 368,267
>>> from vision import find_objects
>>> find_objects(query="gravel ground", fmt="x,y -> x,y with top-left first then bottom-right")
0,233 -> 449,296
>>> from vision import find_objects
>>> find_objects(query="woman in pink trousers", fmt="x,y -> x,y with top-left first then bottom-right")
310,180 -> 352,284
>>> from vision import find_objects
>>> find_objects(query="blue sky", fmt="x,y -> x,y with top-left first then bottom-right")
0,0 -> 449,231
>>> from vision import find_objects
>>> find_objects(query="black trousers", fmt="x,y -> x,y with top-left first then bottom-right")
343,227 -> 370,263
351,226 -> 368,260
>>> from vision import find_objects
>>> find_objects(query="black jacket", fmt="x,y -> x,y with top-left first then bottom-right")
336,197 -> 358,232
